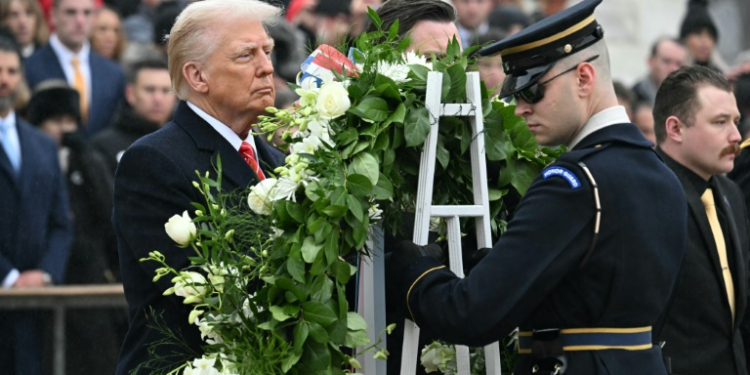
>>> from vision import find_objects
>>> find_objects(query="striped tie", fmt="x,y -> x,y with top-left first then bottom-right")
239,141 -> 265,180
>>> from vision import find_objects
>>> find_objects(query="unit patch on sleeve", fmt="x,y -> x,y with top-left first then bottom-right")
542,166 -> 581,189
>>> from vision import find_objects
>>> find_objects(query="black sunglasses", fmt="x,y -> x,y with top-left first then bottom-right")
514,55 -> 600,104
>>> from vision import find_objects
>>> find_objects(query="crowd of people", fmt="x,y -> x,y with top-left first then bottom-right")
0,0 -> 749,374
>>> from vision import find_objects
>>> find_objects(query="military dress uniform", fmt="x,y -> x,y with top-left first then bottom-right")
388,1 -> 688,374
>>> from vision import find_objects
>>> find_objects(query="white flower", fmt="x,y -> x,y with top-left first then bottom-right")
195,316 -> 224,345
290,138 -> 317,155
164,211 -> 197,246
316,81 -> 351,119
295,87 -> 319,107
404,51 -> 433,70
247,178 -> 278,215
368,204 -> 383,221
306,120 -> 334,146
420,342 -> 455,373
270,227 -> 284,239
173,271 -> 207,300
192,356 -> 221,375
272,176 -> 300,201
183,365 -> 195,375
377,61 -> 410,82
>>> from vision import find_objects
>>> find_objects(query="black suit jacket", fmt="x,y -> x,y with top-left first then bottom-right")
113,101 -> 285,375
657,149 -> 749,375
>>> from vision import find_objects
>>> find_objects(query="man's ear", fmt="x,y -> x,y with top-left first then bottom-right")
182,62 -> 208,94
576,62 -> 596,97
125,85 -> 135,107
665,115 -> 683,143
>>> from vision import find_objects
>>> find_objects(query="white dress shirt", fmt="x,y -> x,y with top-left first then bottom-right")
186,101 -> 259,155
49,34 -> 92,106
568,106 -> 630,149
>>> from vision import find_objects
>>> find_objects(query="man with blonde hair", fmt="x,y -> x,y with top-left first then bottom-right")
113,1 -> 285,374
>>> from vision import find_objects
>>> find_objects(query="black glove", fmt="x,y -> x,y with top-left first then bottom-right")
464,247 -> 490,275
386,240 -> 443,286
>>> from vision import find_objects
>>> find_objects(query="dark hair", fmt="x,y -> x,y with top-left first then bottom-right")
735,73 -> 750,115
473,28 -> 507,49
366,0 -> 456,37
0,34 -> 22,66
128,59 -> 169,84
679,0 -> 718,42
653,65 -> 731,144
649,37 -> 682,58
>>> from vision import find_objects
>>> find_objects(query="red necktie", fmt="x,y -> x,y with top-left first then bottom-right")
239,141 -> 265,180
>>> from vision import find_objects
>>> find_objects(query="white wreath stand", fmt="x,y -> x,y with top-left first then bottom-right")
357,71 -> 502,375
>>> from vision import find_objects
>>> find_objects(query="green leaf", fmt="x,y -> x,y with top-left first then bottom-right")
374,74 -> 402,103
348,152 -> 379,185
347,174 -> 374,197
284,200 -> 305,224
286,257 -> 305,283
308,321 -> 330,344
387,103 -> 406,125
304,180 -> 324,202
372,173 -> 394,200
488,188 -> 506,202
310,275 -> 333,302
303,301 -> 338,326
326,318 -> 348,345
276,277 -> 307,301
347,312 -> 368,331
331,260 -> 352,285
346,194 -> 364,222
405,107 -> 431,147
436,138 -> 450,169
323,230 -> 340,265
408,64 -> 430,81
336,128 -> 359,146
321,205 -> 348,218
310,247 -> 327,276
440,68 -> 452,102
269,305 -> 292,322
293,322 -> 309,353
301,340 -> 331,371
282,352 -> 302,373
301,236 -> 323,263
366,6 -> 381,29
446,63 -> 467,102
343,329 -> 370,348
353,97 -> 390,122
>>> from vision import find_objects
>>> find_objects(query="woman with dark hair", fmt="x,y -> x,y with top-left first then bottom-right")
0,0 -> 49,58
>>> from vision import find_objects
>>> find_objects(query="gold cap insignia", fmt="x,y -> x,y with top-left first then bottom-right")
564,44 -> 573,53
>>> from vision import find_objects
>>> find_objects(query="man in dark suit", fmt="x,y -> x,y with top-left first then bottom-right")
0,38 -> 72,375
387,1 -> 688,374
654,66 -> 749,375
112,2 -> 285,374
24,0 -> 125,137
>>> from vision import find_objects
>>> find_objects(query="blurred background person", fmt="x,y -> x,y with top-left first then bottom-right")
0,0 -> 48,58
633,100 -> 656,145
733,73 -> 750,139
285,0 -> 319,51
0,37 -> 71,375
488,2 -> 528,36
25,0 -> 126,137
26,79 -> 121,375
349,0 -> 382,38
89,5 -> 127,64
613,81 -> 635,121
453,0 -> 493,47
122,0 -> 163,45
528,0 -> 567,23
680,0 -> 725,73
472,29 -> 506,97
632,37 -> 688,105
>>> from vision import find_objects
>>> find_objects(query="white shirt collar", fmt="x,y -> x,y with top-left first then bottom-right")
186,101 -> 257,152
0,110 -> 16,129
568,106 -> 630,149
49,34 -> 90,64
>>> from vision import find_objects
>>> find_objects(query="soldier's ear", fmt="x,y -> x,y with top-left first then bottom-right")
576,63 -> 596,98
665,115 -> 683,143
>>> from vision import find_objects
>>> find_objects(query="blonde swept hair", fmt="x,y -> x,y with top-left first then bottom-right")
0,0 -> 50,47
167,0 -> 281,99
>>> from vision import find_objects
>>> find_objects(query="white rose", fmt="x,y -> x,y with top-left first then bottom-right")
272,176 -> 300,201
173,271 -> 207,300
247,178 -> 278,215
420,342 -> 454,373
316,81 -> 350,119
164,210 -> 197,246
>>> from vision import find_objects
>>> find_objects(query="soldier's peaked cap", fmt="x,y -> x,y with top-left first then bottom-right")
477,0 -> 604,97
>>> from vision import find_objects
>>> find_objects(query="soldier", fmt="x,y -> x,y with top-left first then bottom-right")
386,0 -> 688,374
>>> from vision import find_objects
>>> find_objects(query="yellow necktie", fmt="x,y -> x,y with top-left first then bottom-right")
701,188 -> 735,323
71,57 -> 88,123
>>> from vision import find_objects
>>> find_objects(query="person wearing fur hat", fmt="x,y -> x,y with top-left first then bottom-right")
26,80 -> 123,375
680,0 -> 724,73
